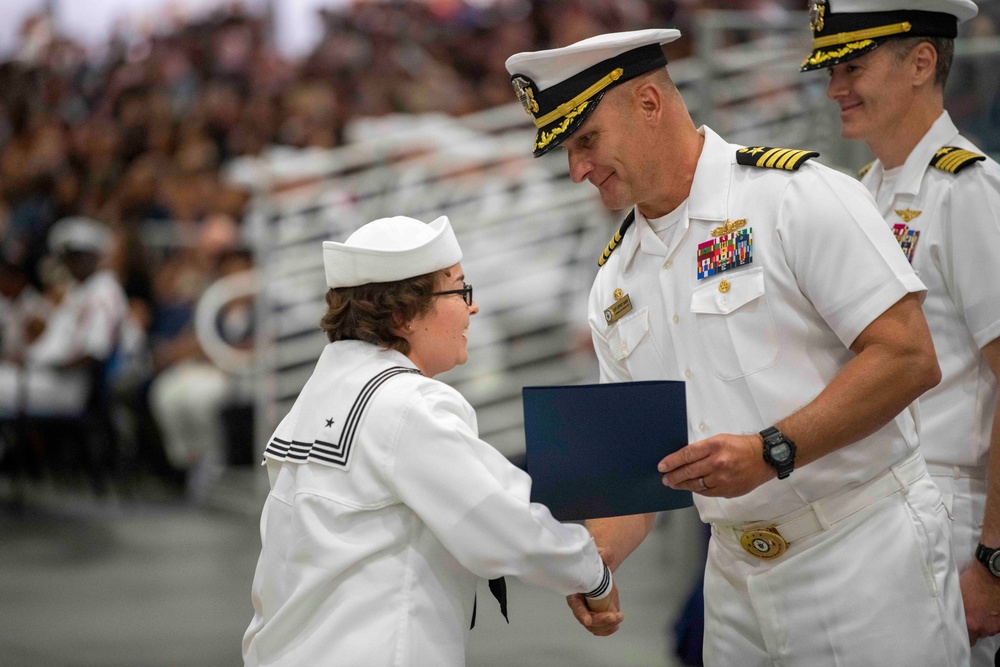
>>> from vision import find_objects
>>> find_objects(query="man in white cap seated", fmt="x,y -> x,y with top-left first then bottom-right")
802,0 -> 1000,660
2,216 -> 127,418
506,29 -> 968,664
243,215 -> 616,667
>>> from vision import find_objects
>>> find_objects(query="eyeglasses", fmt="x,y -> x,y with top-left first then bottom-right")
431,283 -> 474,306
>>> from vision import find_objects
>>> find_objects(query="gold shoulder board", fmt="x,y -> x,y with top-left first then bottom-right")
598,209 -> 636,267
736,147 -> 819,171
930,146 -> 986,175
858,161 -> 874,178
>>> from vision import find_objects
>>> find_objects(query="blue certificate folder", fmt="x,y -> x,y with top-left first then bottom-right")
522,380 -> 692,522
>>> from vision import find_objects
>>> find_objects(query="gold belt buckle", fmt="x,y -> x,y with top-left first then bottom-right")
739,526 -> 788,559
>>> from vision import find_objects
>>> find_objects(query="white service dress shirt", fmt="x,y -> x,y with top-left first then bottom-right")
588,126 -> 926,525
862,111 -> 1000,471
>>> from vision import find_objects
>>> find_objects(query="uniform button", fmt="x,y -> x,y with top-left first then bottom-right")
718,280 -> 731,293
665,260 -> 673,270
672,315 -> 680,324
684,370 -> 693,379
698,422 -> 707,432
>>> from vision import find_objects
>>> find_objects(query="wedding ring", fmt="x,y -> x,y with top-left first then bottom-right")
698,477 -> 708,490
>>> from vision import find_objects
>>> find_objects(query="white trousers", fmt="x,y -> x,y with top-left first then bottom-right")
149,361 -> 229,468
932,469 -> 1000,666
704,472 -> 968,667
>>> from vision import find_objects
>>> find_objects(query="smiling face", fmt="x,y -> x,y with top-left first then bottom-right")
560,88 -> 651,212
825,46 -> 916,143
401,263 -> 478,377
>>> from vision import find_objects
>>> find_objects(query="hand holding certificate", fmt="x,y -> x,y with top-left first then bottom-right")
522,380 -> 692,522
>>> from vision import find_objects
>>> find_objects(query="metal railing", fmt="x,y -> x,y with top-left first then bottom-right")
217,12 -> 999,480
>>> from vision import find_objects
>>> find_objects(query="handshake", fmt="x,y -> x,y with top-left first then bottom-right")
569,582 -> 623,637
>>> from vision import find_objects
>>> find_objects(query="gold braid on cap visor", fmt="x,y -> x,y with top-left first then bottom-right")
811,21 -> 912,48
534,101 -> 590,151
801,39 -> 875,67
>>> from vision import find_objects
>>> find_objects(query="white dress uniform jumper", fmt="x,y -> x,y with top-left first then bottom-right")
242,342 -> 612,666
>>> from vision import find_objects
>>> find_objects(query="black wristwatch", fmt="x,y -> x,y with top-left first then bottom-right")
760,426 -> 796,480
975,543 -> 1000,577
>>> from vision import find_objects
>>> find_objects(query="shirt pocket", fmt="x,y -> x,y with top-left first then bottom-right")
605,307 -> 664,378
689,266 -> 780,380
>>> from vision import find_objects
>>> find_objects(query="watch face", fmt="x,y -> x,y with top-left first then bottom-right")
989,551 -> 1000,577
770,442 -> 791,462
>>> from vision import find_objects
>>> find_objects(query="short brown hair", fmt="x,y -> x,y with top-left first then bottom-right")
886,37 -> 954,88
320,269 -> 445,354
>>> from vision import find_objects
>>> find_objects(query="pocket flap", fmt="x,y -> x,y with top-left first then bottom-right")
690,267 -> 765,315
607,307 -> 650,361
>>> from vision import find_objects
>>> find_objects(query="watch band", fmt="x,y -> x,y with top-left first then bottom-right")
760,426 -> 796,480
975,543 -> 1000,577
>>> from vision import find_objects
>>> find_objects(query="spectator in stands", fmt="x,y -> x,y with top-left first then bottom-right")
11,216 -> 127,418
0,216 -> 127,490
147,212 -> 240,504
243,215 -> 615,665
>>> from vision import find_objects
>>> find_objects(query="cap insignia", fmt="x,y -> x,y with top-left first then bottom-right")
511,76 -> 539,116
809,0 -> 826,33
930,146 -> 986,174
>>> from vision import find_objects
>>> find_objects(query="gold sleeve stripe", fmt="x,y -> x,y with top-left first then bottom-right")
930,147 -> 986,174
812,21 -> 911,48
939,150 -> 980,173
598,210 -> 636,266
777,150 -> 808,170
758,148 -> 790,168
737,146 -> 818,171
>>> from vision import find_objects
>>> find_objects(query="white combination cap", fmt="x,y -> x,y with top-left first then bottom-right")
505,28 -> 680,157
48,216 -> 112,254
323,215 -> 462,289
801,0 -> 978,71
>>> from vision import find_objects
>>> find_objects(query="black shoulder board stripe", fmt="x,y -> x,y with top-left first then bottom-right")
736,146 -> 819,171
930,146 -> 986,174
858,161 -> 874,178
598,209 -> 636,267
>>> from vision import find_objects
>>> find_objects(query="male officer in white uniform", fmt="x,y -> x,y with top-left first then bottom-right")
802,0 -> 1000,660
506,29 -> 969,664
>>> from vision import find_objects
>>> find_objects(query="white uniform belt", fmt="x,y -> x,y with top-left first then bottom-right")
714,452 -> 926,547
925,462 -> 986,480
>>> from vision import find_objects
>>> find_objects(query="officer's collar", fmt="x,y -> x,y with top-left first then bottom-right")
873,110 -> 960,196
618,126 -> 727,269
687,126 -> 731,223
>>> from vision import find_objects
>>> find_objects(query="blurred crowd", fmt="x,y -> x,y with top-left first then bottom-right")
0,0 -> 997,506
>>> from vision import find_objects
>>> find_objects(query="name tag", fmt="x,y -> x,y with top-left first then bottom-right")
604,294 -> 633,325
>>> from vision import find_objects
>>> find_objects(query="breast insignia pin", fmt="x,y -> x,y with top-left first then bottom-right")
604,289 -> 633,326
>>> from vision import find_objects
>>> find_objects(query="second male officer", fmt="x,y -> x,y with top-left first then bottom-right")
802,0 -> 1000,660
506,28 -> 968,664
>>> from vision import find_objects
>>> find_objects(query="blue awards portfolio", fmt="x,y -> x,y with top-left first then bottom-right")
523,380 -> 692,521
